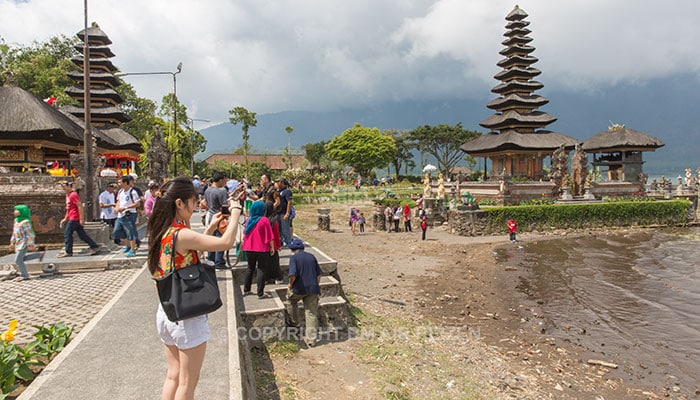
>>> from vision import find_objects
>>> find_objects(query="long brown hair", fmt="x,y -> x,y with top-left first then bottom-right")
147,176 -> 197,275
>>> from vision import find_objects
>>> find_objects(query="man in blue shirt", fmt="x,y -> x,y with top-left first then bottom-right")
285,239 -> 322,347
276,178 -> 293,245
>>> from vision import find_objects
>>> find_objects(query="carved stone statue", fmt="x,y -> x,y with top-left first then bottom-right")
571,144 -> 588,196
650,178 -> 658,192
437,173 -> 446,199
145,125 -> 170,183
423,173 -> 432,198
562,173 -> 572,189
549,144 -> 569,191
461,191 -> 476,205
638,173 -> 648,192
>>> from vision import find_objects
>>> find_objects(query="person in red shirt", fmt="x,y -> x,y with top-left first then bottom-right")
507,219 -> 518,243
58,181 -> 101,257
402,203 -> 412,232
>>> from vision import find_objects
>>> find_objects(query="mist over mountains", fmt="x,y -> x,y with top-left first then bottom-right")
201,74 -> 698,177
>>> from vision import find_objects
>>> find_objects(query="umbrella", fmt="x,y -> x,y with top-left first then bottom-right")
99,168 -> 117,177
422,164 -> 437,173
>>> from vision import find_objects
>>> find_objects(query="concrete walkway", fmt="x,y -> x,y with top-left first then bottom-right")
2,212 -> 242,399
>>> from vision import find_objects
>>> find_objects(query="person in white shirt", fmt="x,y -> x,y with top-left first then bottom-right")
113,176 -> 141,257
99,183 -> 118,230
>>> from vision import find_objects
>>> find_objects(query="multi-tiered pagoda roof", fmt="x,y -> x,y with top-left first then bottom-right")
62,22 -> 142,163
461,5 -> 576,179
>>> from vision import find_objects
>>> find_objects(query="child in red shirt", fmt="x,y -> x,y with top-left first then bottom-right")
507,219 -> 517,243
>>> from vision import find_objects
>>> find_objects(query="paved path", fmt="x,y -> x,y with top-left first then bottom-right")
0,212 -> 240,399
0,269 -> 140,345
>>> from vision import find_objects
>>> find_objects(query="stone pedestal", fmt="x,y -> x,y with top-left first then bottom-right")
583,189 -> 595,200
422,197 -> 446,226
560,187 -> 573,200
317,208 -> 331,231
76,221 -> 114,250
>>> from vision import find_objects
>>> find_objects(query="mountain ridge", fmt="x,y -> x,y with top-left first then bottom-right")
200,74 -> 698,177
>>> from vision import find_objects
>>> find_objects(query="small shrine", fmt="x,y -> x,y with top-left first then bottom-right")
460,5 -> 577,180
583,124 -> 664,183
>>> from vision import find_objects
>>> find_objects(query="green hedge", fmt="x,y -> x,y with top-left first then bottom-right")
483,199 -> 692,233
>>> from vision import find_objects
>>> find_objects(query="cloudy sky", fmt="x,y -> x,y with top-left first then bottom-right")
2,0 -> 700,125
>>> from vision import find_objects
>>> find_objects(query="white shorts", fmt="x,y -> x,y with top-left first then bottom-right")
156,304 -> 211,350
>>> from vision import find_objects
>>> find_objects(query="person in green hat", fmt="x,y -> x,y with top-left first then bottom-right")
9,204 -> 36,281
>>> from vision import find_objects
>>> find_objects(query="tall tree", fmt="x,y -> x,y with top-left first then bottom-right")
409,123 -> 481,176
228,106 -> 257,178
384,129 -> 416,178
282,125 -> 294,169
159,93 -> 190,176
325,123 -> 396,178
117,82 -> 158,142
303,140 -> 328,173
0,35 -> 78,105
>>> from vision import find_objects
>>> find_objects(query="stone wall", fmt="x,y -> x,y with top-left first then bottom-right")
0,175 -> 69,244
0,174 -> 144,244
447,209 -> 491,236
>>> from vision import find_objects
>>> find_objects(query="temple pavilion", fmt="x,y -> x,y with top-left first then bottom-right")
461,5 -> 577,180
583,124 -> 664,182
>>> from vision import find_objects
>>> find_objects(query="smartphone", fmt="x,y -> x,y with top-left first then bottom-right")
221,204 -> 230,216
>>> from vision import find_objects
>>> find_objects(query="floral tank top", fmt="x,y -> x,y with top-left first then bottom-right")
152,220 -> 199,280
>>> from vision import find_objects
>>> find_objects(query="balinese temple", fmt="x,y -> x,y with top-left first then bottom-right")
62,22 -> 142,176
583,124 -> 664,182
461,5 -> 577,180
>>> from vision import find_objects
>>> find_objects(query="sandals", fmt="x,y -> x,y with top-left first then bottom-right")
12,276 -> 29,282
56,252 -> 72,258
258,293 -> 273,299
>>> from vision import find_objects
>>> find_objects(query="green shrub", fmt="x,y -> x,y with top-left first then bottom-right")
484,199 -> 691,233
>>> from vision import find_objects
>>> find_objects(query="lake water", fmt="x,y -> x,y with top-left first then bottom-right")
502,227 -> 700,396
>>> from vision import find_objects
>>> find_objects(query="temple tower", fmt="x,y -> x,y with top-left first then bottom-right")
461,5 -> 577,179
64,22 -> 131,128
63,22 -> 141,176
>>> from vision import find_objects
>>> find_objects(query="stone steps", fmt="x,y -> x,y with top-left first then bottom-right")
235,243 -> 350,343
231,246 -> 339,282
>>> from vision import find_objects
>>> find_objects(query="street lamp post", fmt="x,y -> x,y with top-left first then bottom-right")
187,118 -> 210,176
117,62 -> 182,177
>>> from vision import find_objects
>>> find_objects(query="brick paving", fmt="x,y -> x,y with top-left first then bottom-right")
0,268 -> 141,344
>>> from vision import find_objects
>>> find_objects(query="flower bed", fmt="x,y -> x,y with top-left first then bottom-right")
1,320 -> 73,399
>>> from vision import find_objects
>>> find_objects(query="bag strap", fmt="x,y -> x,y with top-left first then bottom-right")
170,229 -> 179,274
169,228 -> 199,274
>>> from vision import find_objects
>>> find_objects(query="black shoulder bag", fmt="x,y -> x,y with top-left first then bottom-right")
156,230 -> 223,322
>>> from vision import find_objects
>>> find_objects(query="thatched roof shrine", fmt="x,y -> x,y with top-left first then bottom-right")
582,126 -> 664,152
0,86 -> 83,146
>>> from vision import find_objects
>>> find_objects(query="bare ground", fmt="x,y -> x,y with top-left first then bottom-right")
256,201 -> 679,400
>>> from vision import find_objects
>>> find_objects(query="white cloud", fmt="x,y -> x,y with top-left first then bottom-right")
2,0 -> 700,122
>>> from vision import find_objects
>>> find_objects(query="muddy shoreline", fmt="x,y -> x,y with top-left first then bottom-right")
267,203 -> 693,399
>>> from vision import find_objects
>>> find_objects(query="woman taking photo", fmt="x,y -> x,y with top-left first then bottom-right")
147,176 -> 242,400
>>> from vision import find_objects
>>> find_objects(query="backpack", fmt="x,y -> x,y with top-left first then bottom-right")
129,187 -> 144,211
